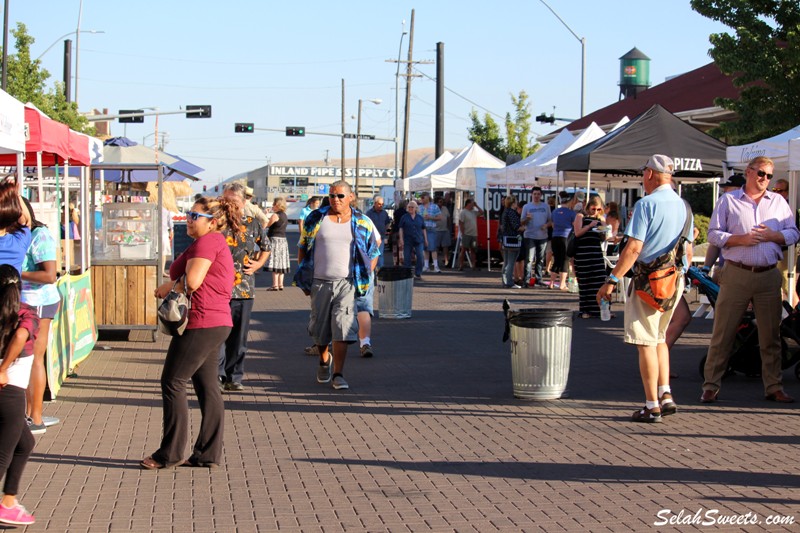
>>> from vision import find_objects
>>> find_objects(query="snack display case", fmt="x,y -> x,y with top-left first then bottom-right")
91,202 -> 161,339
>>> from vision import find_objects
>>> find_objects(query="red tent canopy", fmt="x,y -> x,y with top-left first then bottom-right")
0,104 -> 91,166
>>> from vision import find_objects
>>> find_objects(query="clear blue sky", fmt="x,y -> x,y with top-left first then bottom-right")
12,1 -> 728,187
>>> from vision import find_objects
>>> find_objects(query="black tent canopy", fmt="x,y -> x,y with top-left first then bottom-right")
556,104 -> 727,178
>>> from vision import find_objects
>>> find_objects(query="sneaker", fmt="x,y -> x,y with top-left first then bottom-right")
316,361 -> 332,383
536,280 -> 550,288
27,420 -> 46,435
332,374 -> 349,390
218,377 -> 225,392
434,267 -> 442,273
510,284 -> 522,289
0,502 -> 35,525
224,382 -> 244,392
659,392 -> 678,416
631,406 -> 662,423
42,416 -> 60,427
304,345 -> 318,356
360,344 -> 373,358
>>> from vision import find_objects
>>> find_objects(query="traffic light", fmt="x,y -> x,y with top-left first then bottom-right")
118,109 -> 145,123
235,123 -> 255,133
186,105 -> 212,118
286,126 -> 305,137
535,113 -> 555,124
203,185 -> 207,192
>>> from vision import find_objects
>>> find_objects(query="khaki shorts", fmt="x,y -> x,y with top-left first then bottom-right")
308,278 -> 359,346
624,275 -> 684,347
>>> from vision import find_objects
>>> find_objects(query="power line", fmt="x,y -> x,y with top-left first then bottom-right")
413,67 -> 504,120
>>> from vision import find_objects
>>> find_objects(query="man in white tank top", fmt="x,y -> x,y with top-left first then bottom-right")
295,181 -> 381,390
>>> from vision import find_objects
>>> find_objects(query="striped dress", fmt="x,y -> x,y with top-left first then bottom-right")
574,216 -> 606,316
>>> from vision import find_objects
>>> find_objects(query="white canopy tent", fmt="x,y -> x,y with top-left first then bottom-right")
485,129 -> 574,188
726,126 -> 800,305
522,122 -> 607,181
395,150 -> 454,192
406,142 -> 503,192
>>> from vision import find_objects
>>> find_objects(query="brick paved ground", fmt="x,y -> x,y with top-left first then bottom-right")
16,247 -> 800,532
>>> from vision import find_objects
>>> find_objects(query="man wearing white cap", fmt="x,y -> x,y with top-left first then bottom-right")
597,155 -> 693,423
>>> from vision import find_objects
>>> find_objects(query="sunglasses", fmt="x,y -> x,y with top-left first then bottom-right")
329,193 -> 347,199
772,187 -> 787,193
187,211 -> 213,221
749,167 -> 774,180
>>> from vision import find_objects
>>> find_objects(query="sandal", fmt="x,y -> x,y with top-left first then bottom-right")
267,287 -> 280,291
580,313 -> 592,319
278,286 -> 284,291
140,456 -> 167,470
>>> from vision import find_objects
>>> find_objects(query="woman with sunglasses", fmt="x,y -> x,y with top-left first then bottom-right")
573,196 -> 609,318
141,197 -> 236,470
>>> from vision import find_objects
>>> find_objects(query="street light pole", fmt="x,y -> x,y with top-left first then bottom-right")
355,98 -> 382,200
75,0 -> 84,107
538,0 -> 586,117
35,30 -> 104,60
394,22 -> 407,183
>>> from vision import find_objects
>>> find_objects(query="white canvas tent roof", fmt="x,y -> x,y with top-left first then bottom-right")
521,122 -> 607,180
406,142 -> 503,192
395,151 -> 455,192
485,129 -> 574,187
725,124 -> 800,173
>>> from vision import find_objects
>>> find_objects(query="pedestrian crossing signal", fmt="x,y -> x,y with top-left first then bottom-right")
286,126 -> 305,137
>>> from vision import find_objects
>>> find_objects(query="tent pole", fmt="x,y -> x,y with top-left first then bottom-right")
789,169 -> 797,308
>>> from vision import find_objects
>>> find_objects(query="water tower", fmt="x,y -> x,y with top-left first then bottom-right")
619,47 -> 650,100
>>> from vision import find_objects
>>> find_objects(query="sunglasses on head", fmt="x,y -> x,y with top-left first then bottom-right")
187,211 -> 213,221
329,193 -> 347,199
750,167 -> 774,180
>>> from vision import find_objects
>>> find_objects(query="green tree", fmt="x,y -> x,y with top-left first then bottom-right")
467,109 -> 505,159
1,22 -> 94,134
504,91 -> 537,159
691,0 -> 800,144
467,90 -> 539,161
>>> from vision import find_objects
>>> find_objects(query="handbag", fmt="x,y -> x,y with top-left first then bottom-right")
502,235 -> 522,248
157,277 -> 190,336
632,200 -> 693,312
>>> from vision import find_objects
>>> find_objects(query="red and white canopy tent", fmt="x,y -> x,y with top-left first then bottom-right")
0,102 -> 102,270
0,89 -> 26,182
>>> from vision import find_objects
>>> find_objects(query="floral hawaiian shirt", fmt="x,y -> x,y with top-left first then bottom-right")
226,215 -> 269,299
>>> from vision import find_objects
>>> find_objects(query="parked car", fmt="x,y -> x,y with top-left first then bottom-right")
284,200 -> 305,224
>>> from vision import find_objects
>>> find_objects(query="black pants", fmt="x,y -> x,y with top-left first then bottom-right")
0,385 -> 34,495
154,326 -> 231,466
218,299 -> 254,384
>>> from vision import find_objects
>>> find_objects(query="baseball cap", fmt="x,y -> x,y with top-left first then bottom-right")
640,154 -> 675,175
719,173 -> 745,188
574,191 -> 586,202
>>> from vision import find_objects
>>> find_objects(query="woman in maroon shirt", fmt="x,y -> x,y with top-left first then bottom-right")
141,197 -> 237,470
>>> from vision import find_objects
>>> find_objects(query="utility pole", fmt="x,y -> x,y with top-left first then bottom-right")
401,10 -> 415,183
341,79 -> 346,182
435,42 -> 444,158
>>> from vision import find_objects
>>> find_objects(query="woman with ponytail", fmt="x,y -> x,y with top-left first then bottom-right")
0,265 -> 39,526
141,197 -> 235,470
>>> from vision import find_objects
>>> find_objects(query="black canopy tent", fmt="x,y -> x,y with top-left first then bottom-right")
556,104 -> 728,182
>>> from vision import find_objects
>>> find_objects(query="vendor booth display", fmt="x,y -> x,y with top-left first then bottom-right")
90,137 -> 202,340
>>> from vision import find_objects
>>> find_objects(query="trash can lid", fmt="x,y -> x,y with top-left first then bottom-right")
377,266 -> 415,281
507,309 -> 576,329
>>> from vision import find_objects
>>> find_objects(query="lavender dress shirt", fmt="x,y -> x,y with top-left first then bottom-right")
708,188 -> 800,267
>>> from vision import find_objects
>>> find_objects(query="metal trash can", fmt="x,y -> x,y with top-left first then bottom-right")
377,266 -> 414,319
503,307 -> 575,400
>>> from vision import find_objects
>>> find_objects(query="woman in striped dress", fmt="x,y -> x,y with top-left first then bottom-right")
266,197 -> 291,290
572,196 -> 607,318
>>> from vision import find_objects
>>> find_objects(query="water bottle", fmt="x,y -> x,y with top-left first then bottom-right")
568,277 -> 579,293
600,299 -> 611,321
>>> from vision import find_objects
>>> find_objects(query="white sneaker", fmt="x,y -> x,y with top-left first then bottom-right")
434,267 -> 442,273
